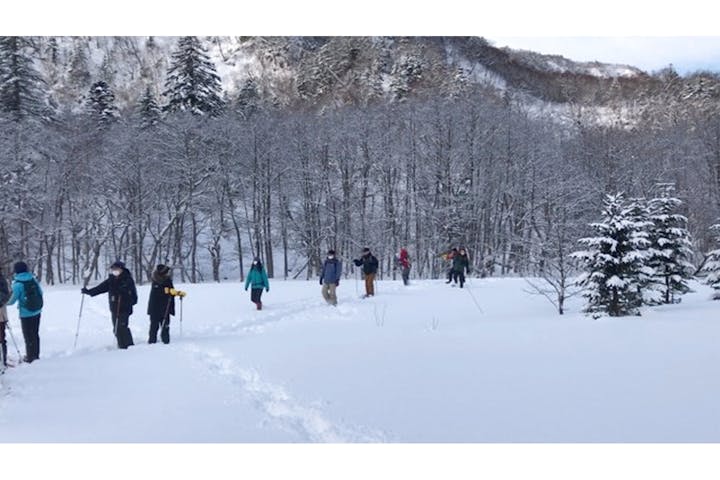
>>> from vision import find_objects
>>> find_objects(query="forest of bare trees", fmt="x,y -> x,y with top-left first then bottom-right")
2,37 -> 720,286
2,88 -> 720,285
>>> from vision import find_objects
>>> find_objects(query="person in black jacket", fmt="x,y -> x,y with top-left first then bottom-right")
451,247 -> 471,288
82,261 -> 137,349
353,247 -> 379,297
0,268 -> 9,367
147,264 -> 175,344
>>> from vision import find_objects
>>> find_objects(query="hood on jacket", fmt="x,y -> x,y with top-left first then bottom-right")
152,268 -> 171,284
13,271 -> 36,282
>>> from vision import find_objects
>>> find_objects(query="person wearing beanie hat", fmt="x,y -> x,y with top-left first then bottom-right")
353,247 -> 379,298
82,260 -> 137,349
320,249 -> 342,306
244,257 -> 269,310
6,262 -> 44,363
0,268 -> 10,367
147,264 -> 174,344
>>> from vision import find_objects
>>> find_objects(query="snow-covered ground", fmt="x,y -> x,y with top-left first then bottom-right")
1,277 -> 719,442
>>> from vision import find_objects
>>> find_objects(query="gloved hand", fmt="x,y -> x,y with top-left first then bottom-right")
244,287 -> 248,291
319,278 -> 323,285
336,280 -> 340,287
81,287 -> 89,295
265,288 -> 269,293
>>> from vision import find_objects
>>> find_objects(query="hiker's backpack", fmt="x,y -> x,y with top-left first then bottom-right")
20,279 -> 43,311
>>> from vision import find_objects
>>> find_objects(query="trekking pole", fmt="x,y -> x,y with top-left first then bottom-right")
179,296 -> 183,338
73,294 -> 85,350
354,268 -> 359,296
74,273 -> 92,350
465,277 -> 485,314
160,296 -> 172,333
5,320 -> 23,362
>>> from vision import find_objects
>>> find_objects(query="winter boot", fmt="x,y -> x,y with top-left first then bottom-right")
256,301 -> 262,311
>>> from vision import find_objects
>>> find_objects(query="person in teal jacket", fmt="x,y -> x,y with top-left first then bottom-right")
6,262 -> 43,363
244,257 -> 269,310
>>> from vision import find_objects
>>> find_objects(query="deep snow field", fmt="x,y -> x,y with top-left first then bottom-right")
1,276 -> 719,442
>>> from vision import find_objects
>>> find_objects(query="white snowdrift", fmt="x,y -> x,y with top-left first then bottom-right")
1,277 -> 718,442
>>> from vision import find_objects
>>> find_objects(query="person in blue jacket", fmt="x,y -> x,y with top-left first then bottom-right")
320,249 -> 342,306
244,257 -> 269,310
6,262 -> 44,363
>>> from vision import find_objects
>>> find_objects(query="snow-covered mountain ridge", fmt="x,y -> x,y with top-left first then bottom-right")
30,35 -> 704,117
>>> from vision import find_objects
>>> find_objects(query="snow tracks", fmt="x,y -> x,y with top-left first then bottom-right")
184,344 -> 385,442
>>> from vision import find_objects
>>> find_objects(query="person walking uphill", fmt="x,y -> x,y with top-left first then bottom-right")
353,247 -> 379,297
6,262 -> 44,363
245,257 -> 269,310
147,264 -> 174,344
82,261 -> 137,349
320,250 -> 342,306
0,268 -> 11,367
451,247 -> 471,288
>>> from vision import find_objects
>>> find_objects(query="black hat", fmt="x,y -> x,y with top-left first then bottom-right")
327,249 -> 336,255
110,261 -> 125,270
13,261 -> 28,274
156,264 -> 170,275
362,247 -> 370,253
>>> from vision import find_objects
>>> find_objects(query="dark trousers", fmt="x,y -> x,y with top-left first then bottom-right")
111,312 -> 134,349
0,320 -> 7,366
20,314 -> 41,362
251,288 -> 263,304
149,316 -> 170,344
452,270 -> 466,288
401,267 -> 410,286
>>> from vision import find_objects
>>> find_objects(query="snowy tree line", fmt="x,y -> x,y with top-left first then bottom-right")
2,36 -> 720,289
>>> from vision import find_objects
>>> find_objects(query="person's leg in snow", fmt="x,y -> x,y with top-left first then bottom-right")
365,273 -> 376,297
148,316 -> 160,344
20,314 -> 40,362
0,305 -> 7,366
160,319 -> 170,344
112,312 -> 134,349
251,288 -> 263,310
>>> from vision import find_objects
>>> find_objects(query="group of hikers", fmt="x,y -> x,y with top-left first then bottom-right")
441,247 -> 471,288
1,260 -> 185,368
319,247 -> 414,306
1,245 -> 469,369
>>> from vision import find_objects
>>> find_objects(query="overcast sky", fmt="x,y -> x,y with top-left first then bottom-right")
488,37 -> 720,75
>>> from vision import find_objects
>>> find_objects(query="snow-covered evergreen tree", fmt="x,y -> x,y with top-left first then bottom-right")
0,36 -> 50,122
646,183 -> 694,304
87,80 -> 118,126
236,77 -> 262,118
68,42 -> 91,87
700,224 -> 720,299
138,86 -> 161,129
162,36 -> 224,116
572,193 -> 653,317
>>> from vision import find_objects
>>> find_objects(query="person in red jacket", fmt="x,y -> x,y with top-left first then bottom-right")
397,248 -> 411,286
